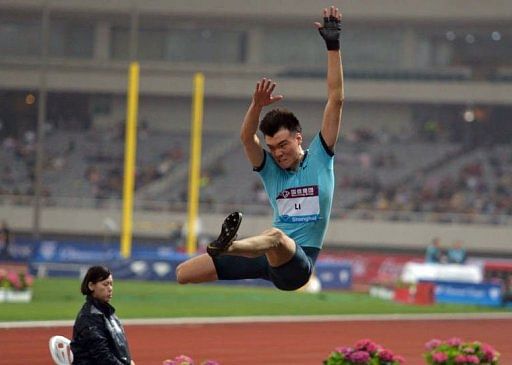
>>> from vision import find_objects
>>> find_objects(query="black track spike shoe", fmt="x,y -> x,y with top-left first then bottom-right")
206,212 -> 243,258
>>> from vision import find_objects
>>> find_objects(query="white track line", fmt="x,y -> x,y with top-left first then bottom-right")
1,312 -> 512,329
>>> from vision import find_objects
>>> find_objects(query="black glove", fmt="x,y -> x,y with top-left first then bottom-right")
318,15 -> 341,51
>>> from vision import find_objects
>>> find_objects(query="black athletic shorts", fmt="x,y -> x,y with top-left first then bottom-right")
212,244 -> 320,291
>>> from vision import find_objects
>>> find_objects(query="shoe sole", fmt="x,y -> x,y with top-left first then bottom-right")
207,212 -> 243,257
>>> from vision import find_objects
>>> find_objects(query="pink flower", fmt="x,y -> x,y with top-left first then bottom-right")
454,354 -> 467,364
354,338 -> 379,354
175,355 -> 194,364
481,343 -> 495,352
465,355 -> 479,364
326,339 -> 403,365
164,355 -> 193,365
425,337 -> 500,365
163,356 -> 218,365
6,271 -> 20,289
425,339 -> 442,350
481,343 -> 497,361
0,270 -> 33,290
432,351 -> 448,363
482,350 -> 495,362
335,346 -> 353,356
447,337 -> 463,347
348,350 -> 370,363
377,349 -> 394,362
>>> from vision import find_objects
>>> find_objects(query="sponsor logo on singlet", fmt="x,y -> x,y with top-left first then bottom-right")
276,185 -> 320,223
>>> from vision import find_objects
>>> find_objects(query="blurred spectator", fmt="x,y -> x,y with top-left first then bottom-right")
425,237 -> 443,263
139,118 -> 150,139
0,220 -> 12,259
446,240 -> 467,264
169,223 -> 185,252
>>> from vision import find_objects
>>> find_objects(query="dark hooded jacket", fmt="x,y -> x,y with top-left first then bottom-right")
71,296 -> 132,365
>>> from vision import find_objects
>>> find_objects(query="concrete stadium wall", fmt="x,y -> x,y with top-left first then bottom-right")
3,64 -> 512,106
1,204 -> 511,254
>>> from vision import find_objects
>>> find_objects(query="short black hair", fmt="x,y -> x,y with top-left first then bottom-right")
259,108 -> 302,137
80,265 -> 111,295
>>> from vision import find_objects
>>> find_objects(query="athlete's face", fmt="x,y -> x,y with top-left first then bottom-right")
265,128 -> 303,170
88,274 -> 113,303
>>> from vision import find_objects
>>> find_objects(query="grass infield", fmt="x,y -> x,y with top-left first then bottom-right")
1,277 -> 509,321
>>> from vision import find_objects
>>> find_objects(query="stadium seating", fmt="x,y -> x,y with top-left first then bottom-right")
2,121 -> 511,226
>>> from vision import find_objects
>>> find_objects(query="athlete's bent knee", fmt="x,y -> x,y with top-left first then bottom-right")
264,227 -> 284,238
175,263 -> 189,284
265,228 -> 288,246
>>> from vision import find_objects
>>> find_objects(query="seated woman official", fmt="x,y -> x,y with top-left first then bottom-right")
71,265 -> 135,365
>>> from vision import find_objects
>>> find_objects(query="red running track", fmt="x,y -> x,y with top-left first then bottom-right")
0,318 -> 509,365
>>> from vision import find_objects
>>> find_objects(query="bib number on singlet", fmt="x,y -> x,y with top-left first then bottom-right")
276,185 -> 320,223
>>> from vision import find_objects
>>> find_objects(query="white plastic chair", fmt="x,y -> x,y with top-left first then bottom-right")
49,335 -> 74,365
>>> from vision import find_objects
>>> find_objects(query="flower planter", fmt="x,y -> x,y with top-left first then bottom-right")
0,269 -> 34,302
0,288 -> 33,303
324,338 -> 405,364
424,337 -> 500,364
